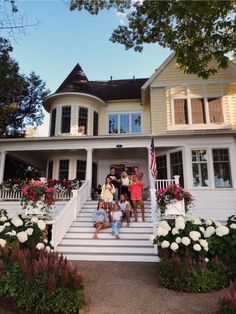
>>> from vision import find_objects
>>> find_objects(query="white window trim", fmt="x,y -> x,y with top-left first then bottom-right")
107,111 -> 143,134
170,94 -> 226,129
190,148 -> 210,189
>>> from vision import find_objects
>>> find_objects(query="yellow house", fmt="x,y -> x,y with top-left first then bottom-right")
0,53 -> 236,221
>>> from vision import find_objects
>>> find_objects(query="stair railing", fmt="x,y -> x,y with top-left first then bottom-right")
51,180 -> 90,249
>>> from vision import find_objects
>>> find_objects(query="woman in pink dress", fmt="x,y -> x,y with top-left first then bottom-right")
129,175 -> 145,222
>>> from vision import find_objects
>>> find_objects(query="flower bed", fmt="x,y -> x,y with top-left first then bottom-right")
0,210 -> 85,313
151,215 -> 236,292
156,184 -> 194,214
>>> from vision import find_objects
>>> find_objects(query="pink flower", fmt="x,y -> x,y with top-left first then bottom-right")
22,185 -> 28,195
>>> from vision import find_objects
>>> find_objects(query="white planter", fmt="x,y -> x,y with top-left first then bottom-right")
165,199 -> 185,216
22,201 -> 51,216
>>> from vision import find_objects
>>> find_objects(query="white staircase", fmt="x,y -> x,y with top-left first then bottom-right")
57,200 -> 157,262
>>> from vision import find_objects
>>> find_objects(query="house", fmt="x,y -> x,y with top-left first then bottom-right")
0,53 -> 236,222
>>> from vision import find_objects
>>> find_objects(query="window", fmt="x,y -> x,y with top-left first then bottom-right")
61,106 -> 71,133
174,99 -> 188,124
157,155 -> 167,179
170,151 -> 184,186
192,150 -> 208,187
47,161 -> 53,179
76,160 -> 86,180
208,98 -> 224,123
191,98 -> 206,124
50,108 -> 56,136
173,97 -> 224,125
78,107 -> 88,134
213,149 -> 231,188
93,111 -> 98,136
59,160 -> 69,182
108,113 -> 142,134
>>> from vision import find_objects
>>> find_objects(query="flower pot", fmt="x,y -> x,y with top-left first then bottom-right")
22,200 -> 52,217
164,199 -> 185,216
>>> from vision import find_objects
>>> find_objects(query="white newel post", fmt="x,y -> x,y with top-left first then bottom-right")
0,151 -> 6,183
72,189 -> 79,220
174,175 -> 180,185
85,148 -> 93,200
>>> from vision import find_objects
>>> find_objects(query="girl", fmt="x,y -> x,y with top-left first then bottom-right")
100,177 -> 115,220
110,203 -> 122,239
92,201 -> 110,239
118,194 -> 131,227
120,170 -> 132,207
129,175 -> 145,222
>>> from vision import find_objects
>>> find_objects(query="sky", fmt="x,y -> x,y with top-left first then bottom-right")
3,0 -> 170,136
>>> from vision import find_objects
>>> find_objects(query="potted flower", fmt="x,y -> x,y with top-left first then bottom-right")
21,179 -> 55,216
156,184 -> 194,215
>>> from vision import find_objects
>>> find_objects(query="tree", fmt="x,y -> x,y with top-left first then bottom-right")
0,37 -> 48,137
70,0 -> 236,78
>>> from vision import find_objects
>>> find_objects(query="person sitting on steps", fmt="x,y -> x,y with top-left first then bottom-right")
118,194 -> 131,227
110,203 -> 123,239
92,201 -> 110,239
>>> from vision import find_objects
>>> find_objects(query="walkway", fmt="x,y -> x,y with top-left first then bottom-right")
76,261 -> 225,314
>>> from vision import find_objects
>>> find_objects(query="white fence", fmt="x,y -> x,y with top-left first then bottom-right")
51,180 -> 90,249
0,189 -> 73,201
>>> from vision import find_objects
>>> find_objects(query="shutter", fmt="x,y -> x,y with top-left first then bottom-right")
191,98 -> 205,124
208,98 -> 223,123
174,99 -> 188,124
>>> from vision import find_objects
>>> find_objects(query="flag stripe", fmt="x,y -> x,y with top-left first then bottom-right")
150,138 -> 157,178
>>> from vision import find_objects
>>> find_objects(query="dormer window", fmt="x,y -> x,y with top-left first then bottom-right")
78,107 -> 88,135
61,106 -> 71,133
108,112 -> 142,134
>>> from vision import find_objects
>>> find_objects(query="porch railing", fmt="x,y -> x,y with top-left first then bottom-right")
50,180 -> 90,249
0,189 -> 73,202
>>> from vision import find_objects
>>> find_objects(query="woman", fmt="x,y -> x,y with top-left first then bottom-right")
118,194 -> 131,227
110,203 -> 122,239
129,175 -> 145,222
120,170 -> 132,207
92,201 -> 110,239
100,177 -> 115,220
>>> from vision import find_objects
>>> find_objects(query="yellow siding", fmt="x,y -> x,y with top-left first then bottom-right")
228,84 -> 236,129
151,57 -> 235,86
150,88 -> 167,135
98,100 -> 150,135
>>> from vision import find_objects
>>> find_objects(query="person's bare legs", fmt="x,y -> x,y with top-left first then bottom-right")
93,223 -> 103,239
132,200 -> 138,222
138,199 -> 145,222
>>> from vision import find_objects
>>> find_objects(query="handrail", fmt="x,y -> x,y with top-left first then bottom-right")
51,180 -> 90,249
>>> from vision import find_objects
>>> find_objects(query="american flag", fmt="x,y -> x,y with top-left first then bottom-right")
150,138 -> 157,178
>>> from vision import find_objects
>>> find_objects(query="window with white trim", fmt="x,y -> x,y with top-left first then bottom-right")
191,150 -> 209,187
173,97 -> 223,125
212,149 -> 231,188
108,113 -> 142,134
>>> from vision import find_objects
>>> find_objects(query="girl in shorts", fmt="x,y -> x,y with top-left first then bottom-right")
129,175 -> 145,222
110,203 -> 122,239
118,194 -> 131,227
101,177 -> 115,221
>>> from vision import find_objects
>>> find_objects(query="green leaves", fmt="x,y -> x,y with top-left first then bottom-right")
70,0 -> 236,78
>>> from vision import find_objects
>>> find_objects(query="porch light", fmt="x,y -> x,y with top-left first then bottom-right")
116,145 -> 123,148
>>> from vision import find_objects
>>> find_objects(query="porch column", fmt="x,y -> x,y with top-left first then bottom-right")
85,148 -> 93,199
147,147 -> 155,189
0,151 -> 6,183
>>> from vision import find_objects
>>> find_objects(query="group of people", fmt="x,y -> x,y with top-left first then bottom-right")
92,166 -> 145,239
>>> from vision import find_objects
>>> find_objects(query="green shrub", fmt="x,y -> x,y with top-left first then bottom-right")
158,256 -> 231,293
0,245 -> 85,313
216,280 -> 236,314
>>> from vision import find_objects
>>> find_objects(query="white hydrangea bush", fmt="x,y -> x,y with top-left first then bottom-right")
0,209 -> 53,251
150,214 -> 236,261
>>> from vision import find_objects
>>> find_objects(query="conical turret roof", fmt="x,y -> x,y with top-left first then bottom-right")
55,63 -> 94,95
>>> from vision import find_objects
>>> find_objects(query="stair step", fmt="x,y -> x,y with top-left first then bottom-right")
64,233 -> 151,239
60,239 -> 152,246
75,217 -> 152,223
72,218 -> 153,227
78,212 -> 152,216
69,227 -> 153,233
61,253 -> 158,262
57,246 -> 154,254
